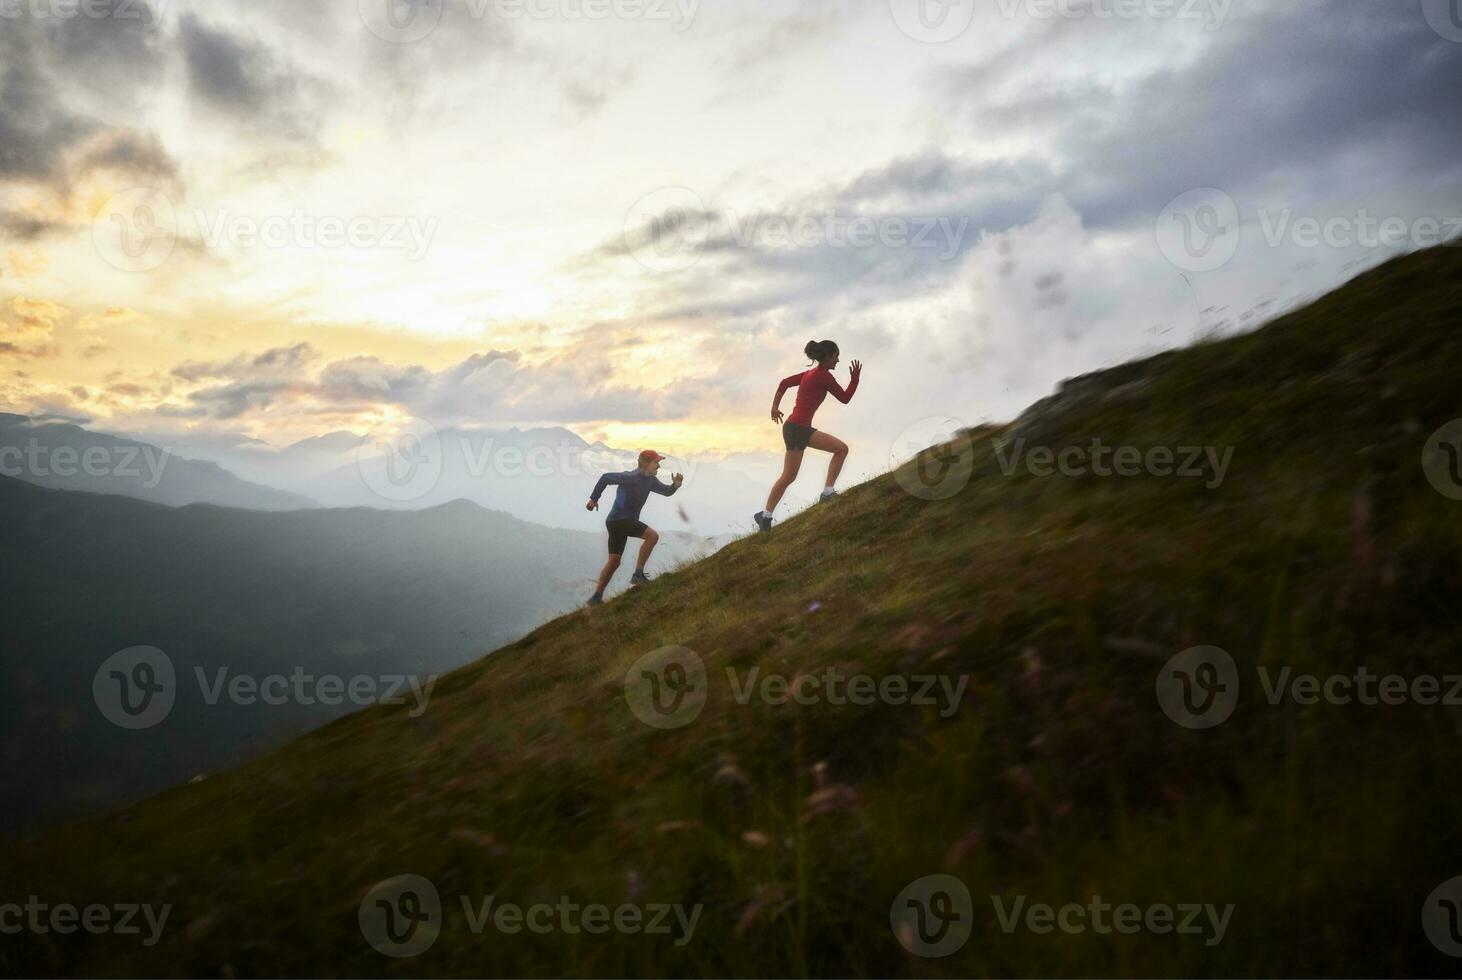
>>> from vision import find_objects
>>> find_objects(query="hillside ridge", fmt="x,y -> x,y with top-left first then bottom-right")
3,244 -> 1462,978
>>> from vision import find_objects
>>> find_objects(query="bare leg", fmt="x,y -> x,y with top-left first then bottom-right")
807,431 -> 848,487
635,528 -> 659,572
595,554 -> 621,593
764,450 -> 804,513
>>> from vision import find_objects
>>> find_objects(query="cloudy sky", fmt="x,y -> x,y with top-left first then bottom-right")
1,0 -> 1459,467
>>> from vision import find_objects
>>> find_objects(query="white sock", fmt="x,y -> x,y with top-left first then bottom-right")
758,510 -> 772,518
823,485 -> 835,493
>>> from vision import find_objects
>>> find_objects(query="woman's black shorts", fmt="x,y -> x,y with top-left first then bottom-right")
782,422 -> 817,452
606,518 -> 649,555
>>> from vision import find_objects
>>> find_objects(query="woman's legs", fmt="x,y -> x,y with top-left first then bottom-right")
764,450 -> 804,513
807,430 -> 848,488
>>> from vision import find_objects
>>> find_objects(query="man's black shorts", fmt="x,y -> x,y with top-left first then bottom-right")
783,421 -> 817,452
606,518 -> 649,555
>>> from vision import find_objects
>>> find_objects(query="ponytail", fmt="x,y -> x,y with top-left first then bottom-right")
804,339 -> 839,364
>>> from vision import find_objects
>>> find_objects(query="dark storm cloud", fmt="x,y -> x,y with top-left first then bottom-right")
42,0 -> 167,94
0,3 -> 175,199
178,12 -> 331,140
163,345 -> 688,424
942,0 -> 1462,231
580,153 -> 1051,322
0,32 -> 92,183
175,378 -> 305,419
585,1 -> 1461,327
172,342 -> 321,382
0,211 -> 64,242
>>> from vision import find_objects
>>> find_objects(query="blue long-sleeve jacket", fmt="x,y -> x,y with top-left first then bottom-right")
591,469 -> 679,521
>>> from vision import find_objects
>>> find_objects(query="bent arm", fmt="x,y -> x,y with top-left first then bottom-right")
772,373 -> 801,408
590,472 -> 624,501
651,478 -> 679,496
825,370 -> 859,404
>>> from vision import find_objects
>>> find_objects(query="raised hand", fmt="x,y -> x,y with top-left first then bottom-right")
586,499 -> 598,511
850,359 -> 862,377
672,472 -> 684,485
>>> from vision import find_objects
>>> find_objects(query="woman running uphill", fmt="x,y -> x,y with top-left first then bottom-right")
754,340 -> 861,532
586,449 -> 683,606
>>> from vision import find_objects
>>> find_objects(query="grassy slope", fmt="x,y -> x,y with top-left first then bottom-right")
4,245 -> 1462,978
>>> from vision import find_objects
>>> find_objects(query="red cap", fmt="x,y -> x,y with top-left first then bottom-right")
638,449 -> 666,464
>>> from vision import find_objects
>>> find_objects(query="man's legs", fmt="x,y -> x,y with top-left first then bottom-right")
634,527 -> 659,573
594,553 -> 622,594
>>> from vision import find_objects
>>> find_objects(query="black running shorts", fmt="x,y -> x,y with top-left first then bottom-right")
782,422 -> 817,452
606,518 -> 649,555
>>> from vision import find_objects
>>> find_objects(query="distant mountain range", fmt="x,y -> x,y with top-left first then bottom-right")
0,475 -> 715,833
141,422 -> 806,536
0,413 -> 317,511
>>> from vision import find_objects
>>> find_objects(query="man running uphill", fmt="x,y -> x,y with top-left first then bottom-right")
586,450 -> 683,606
754,339 -> 862,532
